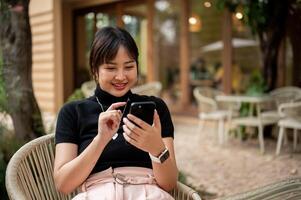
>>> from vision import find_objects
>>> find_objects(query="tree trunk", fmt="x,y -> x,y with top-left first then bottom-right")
258,1 -> 289,91
287,3 -> 301,87
259,31 -> 282,91
0,0 -> 45,140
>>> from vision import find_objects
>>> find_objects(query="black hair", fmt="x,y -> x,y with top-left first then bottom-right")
89,26 -> 139,80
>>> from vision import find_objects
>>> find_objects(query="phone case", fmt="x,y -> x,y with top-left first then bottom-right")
129,101 -> 156,125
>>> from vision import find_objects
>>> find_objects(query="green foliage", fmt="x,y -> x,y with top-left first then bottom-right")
216,0 -> 239,12
245,70 -> 267,96
32,111 -> 46,137
230,70 -> 267,140
0,127 -> 25,200
66,88 -> 85,103
215,0 -> 287,34
0,153 -> 7,199
0,53 -> 8,113
178,170 -> 187,183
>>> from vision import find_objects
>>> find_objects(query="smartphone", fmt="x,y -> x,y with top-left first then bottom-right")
129,101 -> 156,125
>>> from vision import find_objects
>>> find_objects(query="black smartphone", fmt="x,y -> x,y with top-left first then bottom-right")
129,101 -> 156,125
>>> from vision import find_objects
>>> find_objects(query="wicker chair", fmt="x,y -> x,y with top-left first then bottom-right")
81,80 -> 96,98
275,101 -> 301,155
262,86 -> 301,119
220,177 -> 301,200
6,134 -> 201,200
193,87 -> 238,145
131,81 -> 162,97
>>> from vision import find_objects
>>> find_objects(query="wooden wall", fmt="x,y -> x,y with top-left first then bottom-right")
30,0 -> 55,113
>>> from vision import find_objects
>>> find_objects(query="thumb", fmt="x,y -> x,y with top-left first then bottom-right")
153,110 -> 161,130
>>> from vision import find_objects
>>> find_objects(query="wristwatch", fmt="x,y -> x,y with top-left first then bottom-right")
149,147 -> 170,164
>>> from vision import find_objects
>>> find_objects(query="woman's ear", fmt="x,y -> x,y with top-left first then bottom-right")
135,73 -> 139,86
93,68 -> 99,82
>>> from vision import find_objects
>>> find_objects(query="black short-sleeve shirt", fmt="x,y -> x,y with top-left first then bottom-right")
55,86 -> 174,174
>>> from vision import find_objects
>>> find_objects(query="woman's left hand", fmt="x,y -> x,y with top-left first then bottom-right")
122,110 -> 165,155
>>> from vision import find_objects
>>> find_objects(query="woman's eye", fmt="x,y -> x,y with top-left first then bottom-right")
106,66 -> 116,70
125,66 -> 134,69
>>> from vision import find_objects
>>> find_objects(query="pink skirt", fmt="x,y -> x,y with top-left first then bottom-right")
72,167 -> 174,200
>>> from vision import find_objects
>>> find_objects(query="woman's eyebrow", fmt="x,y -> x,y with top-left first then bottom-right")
106,60 -> 135,65
124,60 -> 135,64
107,62 -> 117,65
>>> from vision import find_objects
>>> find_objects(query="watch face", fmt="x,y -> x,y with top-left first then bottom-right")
159,150 -> 170,163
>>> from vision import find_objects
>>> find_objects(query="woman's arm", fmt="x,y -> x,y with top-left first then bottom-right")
151,137 -> 178,191
122,111 -> 178,191
54,102 -> 126,194
54,135 -> 106,194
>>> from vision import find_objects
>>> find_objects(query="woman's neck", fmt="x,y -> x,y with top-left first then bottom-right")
94,84 -> 132,105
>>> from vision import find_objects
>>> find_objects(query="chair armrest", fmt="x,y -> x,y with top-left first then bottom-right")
278,101 -> 301,118
220,177 -> 301,200
170,181 -> 202,200
193,89 -> 218,111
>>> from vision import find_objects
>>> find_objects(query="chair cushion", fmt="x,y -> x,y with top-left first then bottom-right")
261,110 -> 280,118
232,116 -> 279,126
199,110 -> 229,120
278,118 -> 301,129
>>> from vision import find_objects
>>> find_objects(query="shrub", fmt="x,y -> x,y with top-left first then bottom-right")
66,88 -> 85,103
0,127 -> 25,200
246,70 -> 268,96
0,53 -> 8,113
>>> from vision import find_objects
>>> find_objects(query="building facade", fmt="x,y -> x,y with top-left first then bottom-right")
30,0 -> 289,114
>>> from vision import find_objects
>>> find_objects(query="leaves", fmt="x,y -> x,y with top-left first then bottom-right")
0,54 -> 8,113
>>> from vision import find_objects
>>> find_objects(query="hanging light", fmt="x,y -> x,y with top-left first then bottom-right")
235,12 -> 243,20
189,14 -> 202,32
155,0 -> 170,12
204,1 -> 212,8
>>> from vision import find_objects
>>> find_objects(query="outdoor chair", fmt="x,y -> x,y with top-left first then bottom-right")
81,80 -> 96,98
6,134 -> 202,200
131,81 -> 162,97
262,86 -> 301,119
193,87 -> 238,145
216,93 -> 279,153
230,103 -> 279,154
275,101 -> 301,155
81,80 -> 162,98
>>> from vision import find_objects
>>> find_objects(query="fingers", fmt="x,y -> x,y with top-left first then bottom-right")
126,114 -> 150,130
153,110 -> 161,129
122,124 -> 140,141
123,117 -> 141,132
99,110 -> 122,130
102,110 -> 122,120
123,132 -> 139,146
107,102 -> 127,111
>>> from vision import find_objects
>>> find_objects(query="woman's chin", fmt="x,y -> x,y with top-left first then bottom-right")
112,88 -> 129,97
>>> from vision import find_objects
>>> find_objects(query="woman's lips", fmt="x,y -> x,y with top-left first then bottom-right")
113,83 -> 127,90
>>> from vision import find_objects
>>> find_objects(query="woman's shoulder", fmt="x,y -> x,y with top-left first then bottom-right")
59,97 -> 95,113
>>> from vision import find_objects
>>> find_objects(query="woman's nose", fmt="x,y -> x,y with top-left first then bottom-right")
115,70 -> 126,80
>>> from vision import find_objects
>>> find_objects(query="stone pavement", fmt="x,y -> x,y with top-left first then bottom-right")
173,115 -> 301,200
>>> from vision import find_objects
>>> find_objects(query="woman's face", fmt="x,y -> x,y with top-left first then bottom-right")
97,45 -> 138,97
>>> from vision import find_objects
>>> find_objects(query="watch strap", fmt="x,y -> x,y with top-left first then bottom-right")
149,147 -> 169,163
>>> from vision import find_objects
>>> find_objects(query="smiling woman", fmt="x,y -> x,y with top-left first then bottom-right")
53,27 -> 178,200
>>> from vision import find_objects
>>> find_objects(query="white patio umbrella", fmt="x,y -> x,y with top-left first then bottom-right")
201,38 -> 258,53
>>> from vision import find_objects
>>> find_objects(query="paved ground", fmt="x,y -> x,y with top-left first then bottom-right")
173,115 -> 301,200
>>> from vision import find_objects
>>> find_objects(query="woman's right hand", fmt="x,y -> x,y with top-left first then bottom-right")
97,102 -> 126,145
